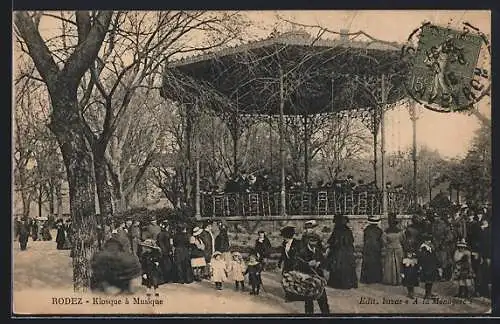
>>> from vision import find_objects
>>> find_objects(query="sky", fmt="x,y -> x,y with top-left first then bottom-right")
18,10 -> 491,159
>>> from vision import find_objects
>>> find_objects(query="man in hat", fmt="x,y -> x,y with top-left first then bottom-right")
360,215 -> 383,284
296,233 -> 330,314
477,216 -> 491,298
303,220 -> 323,251
199,220 -> 215,278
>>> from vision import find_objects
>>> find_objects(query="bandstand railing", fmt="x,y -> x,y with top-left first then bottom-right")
200,190 -> 413,218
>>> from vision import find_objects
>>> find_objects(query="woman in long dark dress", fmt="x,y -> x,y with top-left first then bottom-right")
172,225 -> 194,284
326,214 -> 358,289
157,221 -> 174,283
18,221 -> 30,251
56,220 -> 67,250
360,216 -> 383,284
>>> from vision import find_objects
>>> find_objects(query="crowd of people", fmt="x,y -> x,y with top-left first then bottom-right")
14,202 -> 491,314
89,218 -> 273,297
14,217 -> 57,250
359,205 -> 492,300
276,205 -> 491,313
203,171 -> 400,195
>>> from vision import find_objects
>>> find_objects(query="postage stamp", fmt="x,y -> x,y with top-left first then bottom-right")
12,10 -> 492,317
402,22 -> 491,113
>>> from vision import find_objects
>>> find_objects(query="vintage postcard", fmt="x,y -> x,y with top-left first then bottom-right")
12,10 -> 492,315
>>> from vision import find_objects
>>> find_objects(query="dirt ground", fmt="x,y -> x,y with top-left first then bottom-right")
12,234 -> 491,315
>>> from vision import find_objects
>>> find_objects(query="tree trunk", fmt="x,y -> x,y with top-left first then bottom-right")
49,89 -> 98,292
21,190 -> 31,221
48,183 -> 55,216
185,107 -> 193,205
55,181 -> 63,218
373,131 -> 378,188
38,182 -> 43,219
93,150 -> 114,222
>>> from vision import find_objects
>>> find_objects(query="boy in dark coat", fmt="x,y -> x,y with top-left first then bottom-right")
245,253 -> 263,295
402,252 -> 419,298
254,231 -> 272,270
139,239 -> 162,296
418,233 -> 442,299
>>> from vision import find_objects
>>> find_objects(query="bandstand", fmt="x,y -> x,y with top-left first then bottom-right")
160,31 -> 412,219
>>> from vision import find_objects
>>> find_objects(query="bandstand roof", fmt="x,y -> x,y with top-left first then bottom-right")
160,31 -> 409,116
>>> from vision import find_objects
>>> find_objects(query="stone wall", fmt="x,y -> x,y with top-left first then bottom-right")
224,215 -> 412,249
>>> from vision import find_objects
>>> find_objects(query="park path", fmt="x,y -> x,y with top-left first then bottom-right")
12,238 -> 490,315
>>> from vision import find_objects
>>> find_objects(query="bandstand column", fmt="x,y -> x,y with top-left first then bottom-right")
409,100 -> 419,208
380,74 -> 388,219
303,113 -> 309,186
194,103 -> 201,219
279,68 -> 287,216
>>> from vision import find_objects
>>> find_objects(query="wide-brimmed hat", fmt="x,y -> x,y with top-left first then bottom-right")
304,220 -> 318,229
367,216 -> 381,224
192,227 -> 204,236
280,225 -> 295,237
456,239 -> 468,248
139,239 -> 161,250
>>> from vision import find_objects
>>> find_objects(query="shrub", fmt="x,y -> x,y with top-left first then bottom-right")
113,206 -> 196,228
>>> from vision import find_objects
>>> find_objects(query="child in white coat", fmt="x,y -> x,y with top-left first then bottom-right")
228,252 -> 247,291
211,251 -> 228,290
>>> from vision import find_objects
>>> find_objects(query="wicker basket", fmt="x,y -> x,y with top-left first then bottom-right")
281,270 -> 327,301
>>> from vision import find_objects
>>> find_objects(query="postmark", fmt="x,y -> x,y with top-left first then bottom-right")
402,22 -> 490,113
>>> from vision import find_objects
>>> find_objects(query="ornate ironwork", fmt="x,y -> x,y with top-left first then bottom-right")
200,189 -> 413,218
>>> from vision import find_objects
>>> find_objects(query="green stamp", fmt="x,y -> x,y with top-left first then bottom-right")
402,22 -> 490,112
